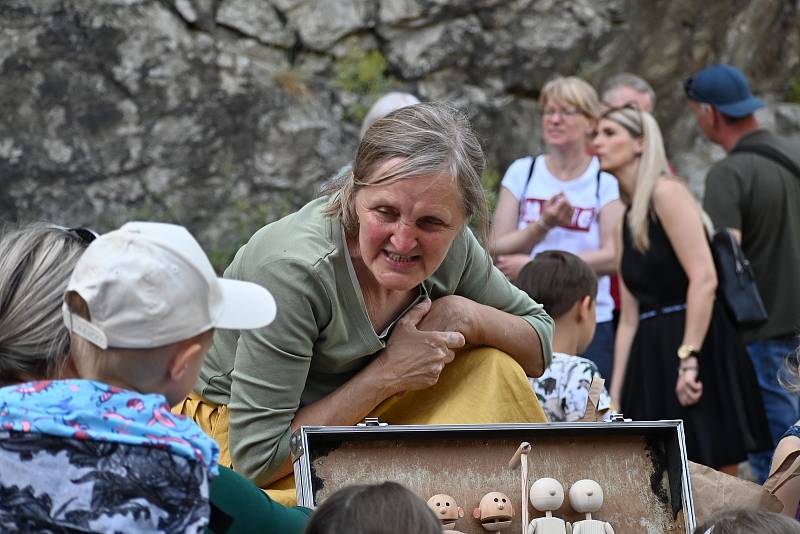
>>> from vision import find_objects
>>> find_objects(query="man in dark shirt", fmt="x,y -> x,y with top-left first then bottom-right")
686,64 -> 800,483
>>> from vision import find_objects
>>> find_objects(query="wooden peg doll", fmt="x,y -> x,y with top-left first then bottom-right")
427,494 -> 465,531
528,478 -> 571,534
473,491 -> 514,531
568,480 -> 614,534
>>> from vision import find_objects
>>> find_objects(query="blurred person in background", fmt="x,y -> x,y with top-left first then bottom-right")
490,75 -> 624,382
594,105 -> 769,472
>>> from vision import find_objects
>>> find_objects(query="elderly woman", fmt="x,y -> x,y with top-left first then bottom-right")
182,103 -> 553,498
490,76 -> 624,382
0,224 -> 93,385
592,105 -> 769,471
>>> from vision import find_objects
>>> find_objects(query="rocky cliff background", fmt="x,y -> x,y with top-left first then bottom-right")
2,0 -> 799,268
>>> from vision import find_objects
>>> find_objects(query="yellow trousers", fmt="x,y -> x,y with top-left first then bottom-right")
175,346 -> 546,506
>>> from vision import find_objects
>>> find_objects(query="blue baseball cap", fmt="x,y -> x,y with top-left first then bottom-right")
684,64 -> 764,117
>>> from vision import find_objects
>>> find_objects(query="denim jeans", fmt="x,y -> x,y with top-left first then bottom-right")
746,337 -> 800,483
581,320 -> 615,386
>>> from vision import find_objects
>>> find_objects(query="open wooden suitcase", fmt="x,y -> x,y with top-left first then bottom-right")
292,420 -> 696,533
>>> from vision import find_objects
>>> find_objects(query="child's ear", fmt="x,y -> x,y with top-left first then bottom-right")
577,295 -> 594,321
168,340 -> 203,381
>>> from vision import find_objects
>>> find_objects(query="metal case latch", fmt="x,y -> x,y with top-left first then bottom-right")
357,417 -> 388,427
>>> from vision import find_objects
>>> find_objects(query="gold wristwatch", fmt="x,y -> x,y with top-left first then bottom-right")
677,344 -> 699,360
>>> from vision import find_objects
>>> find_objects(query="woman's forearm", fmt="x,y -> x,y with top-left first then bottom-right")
579,247 -> 617,276
610,317 -> 637,403
682,276 -> 717,349
263,362 -> 398,485
471,305 -> 545,377
490,223 -> 548,256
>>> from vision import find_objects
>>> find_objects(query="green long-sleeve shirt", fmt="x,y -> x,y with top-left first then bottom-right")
196,196 -> 553,485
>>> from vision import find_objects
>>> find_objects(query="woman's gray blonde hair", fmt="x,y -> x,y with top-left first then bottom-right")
322,102 -> 490,247
539,76 -> 600,120
0,224 -> 89,384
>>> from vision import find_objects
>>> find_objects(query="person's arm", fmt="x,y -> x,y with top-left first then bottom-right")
609,272 -> 639,409
703,163 -> 743,243
261,299 -> 465,484
419,229 -> 554,377
489,187 -> 551,255
654,178 -> 717,406
208,466 -> 312,534
579,199 -> 624,275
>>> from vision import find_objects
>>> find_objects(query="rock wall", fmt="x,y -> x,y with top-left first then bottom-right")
2,0 -> 799,268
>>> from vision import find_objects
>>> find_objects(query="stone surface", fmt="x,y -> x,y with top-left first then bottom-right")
1,0 -> 799,269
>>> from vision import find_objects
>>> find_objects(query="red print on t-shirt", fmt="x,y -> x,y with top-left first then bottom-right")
521,198 -> 595,232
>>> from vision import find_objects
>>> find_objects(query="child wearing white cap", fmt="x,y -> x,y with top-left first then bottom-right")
0,222 -> 284,533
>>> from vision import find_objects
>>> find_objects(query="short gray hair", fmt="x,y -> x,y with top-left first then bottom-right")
323,102 -> 490,248
0,224 -> 89,384
602,73 -> 656,109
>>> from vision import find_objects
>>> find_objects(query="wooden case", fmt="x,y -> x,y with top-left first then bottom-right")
291,421 -> 696,533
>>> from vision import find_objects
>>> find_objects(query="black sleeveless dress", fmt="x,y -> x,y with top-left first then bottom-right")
621,210 -> 770,467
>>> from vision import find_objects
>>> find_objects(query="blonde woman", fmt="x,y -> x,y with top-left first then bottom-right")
593,105 -> 769,472
490,76 -> 624,381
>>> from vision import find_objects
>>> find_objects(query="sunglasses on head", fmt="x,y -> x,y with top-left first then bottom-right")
683,75 -> 698,100
50,225 -> 99,244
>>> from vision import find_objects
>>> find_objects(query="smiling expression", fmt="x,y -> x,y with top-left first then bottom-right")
350,159 -> 466,294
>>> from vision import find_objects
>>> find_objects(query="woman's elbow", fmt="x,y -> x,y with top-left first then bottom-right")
690,268 -> 718,297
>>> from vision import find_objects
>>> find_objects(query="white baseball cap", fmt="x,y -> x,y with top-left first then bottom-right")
62,221 -> 276,350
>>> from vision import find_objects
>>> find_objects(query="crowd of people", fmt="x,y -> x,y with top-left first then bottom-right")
0,63 -> 798,532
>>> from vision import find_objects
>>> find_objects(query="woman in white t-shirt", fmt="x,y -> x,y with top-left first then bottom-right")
490,76 -> 625,381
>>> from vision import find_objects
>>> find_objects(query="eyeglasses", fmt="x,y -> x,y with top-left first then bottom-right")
50,225 -> 99,244
542,106 -> 583,119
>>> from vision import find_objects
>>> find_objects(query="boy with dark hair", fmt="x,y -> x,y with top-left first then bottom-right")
515,250 -> 611,422
0,222 -> 282,532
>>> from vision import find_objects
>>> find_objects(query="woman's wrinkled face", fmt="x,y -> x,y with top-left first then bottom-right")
592,117 -> 641,173
352,158 -> 466,293
541,98 -> 594,148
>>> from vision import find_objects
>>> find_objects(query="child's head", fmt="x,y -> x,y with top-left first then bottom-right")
63,222 -> 276,405
305,481 -> 442,534
693,509 -> 800,534
515,250 -> 598,353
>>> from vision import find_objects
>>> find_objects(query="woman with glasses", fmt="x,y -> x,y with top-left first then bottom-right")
490,76 -> 624,382
593,106 -> 769,471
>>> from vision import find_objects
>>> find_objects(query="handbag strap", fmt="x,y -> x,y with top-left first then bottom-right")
731,141 -> 800,180
518,156 -> 537,222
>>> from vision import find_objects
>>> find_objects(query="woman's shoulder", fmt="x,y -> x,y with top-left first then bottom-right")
651,176 -> 693,209
229,198 -> 340,278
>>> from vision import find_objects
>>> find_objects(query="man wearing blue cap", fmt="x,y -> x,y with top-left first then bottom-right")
686,63 -> 800,483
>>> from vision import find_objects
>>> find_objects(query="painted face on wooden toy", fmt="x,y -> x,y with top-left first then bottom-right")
473,491 -> 514,531
427,494 -> 464,529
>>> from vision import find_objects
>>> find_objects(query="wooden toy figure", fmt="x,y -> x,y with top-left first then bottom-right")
427,494 -> 464,531
528,478 -> 571,534
568,480 -> 614,534
473,491 -> 514,531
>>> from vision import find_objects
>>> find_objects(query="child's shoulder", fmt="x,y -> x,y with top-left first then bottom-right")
550,353 -> 600,374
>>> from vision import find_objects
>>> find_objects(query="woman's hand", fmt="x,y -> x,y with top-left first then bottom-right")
417,295 -> 481,343
540,192 -> 574,228
675,357 -> 703,407
375,299 -> 466,395
495,253 -> 531,281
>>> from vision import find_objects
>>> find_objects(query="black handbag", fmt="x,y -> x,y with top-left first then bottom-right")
710,228 -> 768,325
